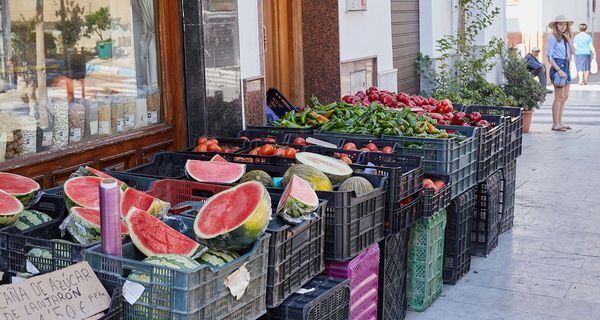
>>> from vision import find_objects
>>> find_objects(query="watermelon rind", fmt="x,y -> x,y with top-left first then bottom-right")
63,176 -> 103,210
126,207 -> 202,258
74,166 -> 128,191
65,207 -> 128,245
121,188 -> 170,219
26,248 -> 53,273
198,248 -> 240,268
240,170 -> 274,187
13,210 -> 52,231
295,152 -> 353,184
185,159 -> 246,184
0,172 -> 40,207
0,190 -> 23,225
282,164 -> 333,191
277,175 -> 319,223
194,181 -> 271,251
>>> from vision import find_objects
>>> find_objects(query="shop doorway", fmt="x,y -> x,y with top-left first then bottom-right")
262,0 -> 305,107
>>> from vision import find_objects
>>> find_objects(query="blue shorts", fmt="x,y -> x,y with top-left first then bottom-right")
550,58 -> 571,85
575,54 -> 591,71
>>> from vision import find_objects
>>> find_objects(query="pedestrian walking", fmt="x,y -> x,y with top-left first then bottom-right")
547,15 -> 575,131
525,46 -> 553,93
573,23 -> 596,85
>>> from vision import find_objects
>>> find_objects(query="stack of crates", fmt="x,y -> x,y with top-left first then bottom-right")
443,189 -> 475,284
499,160 -> 517,233
471,170 -> 502,257
377,231 -> 409,320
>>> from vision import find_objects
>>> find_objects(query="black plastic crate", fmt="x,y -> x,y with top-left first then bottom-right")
304,145 -> 367,165
267,276 -> 351,320
185,136 -> 249,153
386,192 -> 423,234
462,105 -> 523,167
239,128 -> 291,143
314,131 -> 378,141
471,170 -> 502,257
355,155 -> 424,203
285,133 -> 344,147
422,175 -> 451,218
444,188 -> 475,284
336,138 -> 400,155
266,88 -> 300,118
101,288 -> 124,320
378,230 -> 408,320
473,115 -> 505,182
499,160 -> 517,233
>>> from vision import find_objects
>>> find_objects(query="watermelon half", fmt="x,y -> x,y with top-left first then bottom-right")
83,166 -> 127,190
66,207 -> 128,244
185,159 -> 246,183
295,152 -> 353,184
0,172 -> 40,206
126,207 -> 201,257
0,190 -> 23,225
194,181 -> 271,250
63,176 -> 103,209
121,188 -> 170,219
277,175 -> 319,222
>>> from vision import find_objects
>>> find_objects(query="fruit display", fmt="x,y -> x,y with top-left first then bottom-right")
239,135 -> 278,143
65,207 -> 128,244
126,207 -> 202,258
240,170 -> 274,187
246,143 -> 299,158
276,174 -> 319,223
338,176 -> 375,196
282,164 -> 333,191
342,87 -> 453,112
427,111 -> 493,129
0,172 -> 40,206
121,187 -> 170,218
78,166 -> 128,190
422,178 -> 447,191
63,176 -> 103,209
0,189 -> 23,225
193,137 -> 243,153
295,152 -> 353,184
342,142 -> 394,154
197,249 -> 240,268
194,181 -> 271,251
185,159 -> 246,183
13,210 -> 52,231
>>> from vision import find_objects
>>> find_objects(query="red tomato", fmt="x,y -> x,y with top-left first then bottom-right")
343,143 -> 357,150
222,148 -> 231,153
293,137 -> 307,145
284,148 -> 297,158
197,137 -> 208,145
339,156 -> 352,164
382,146 -> 394,154
207,144 -> 221,152
248,149 -> 259,155
260,144 -> 275,156
252,147 -> 261,153
274,148 -> 286,156
207,138 -> 219,146
434,180 -> 446,190
360,147 -> 371,152
366,143 -> 378,152
422,179 -> 436,190
264,137 -> 277,143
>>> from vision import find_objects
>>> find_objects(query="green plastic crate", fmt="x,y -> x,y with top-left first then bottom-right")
406,209 -> 447,312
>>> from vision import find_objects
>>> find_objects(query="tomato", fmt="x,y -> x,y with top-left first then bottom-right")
197,137 -> 208,145
434,180 -> 446,190
274,148 -> 286,156
195,144 -> 208,152
400,196 -> 414,205
342,143 -> 357,150
365,143 -> 378,152
339,156 -> 352,164
284,148 -> 297,158
264,137 -> 277,143
292,137 -> 307,145
360,147 -> 371,152
222,148 -> 231,153
207,144 -> 221,152
232,146 -> 240,152
382,146 -> 394,154
239,136 -> 249,141
260,144 -> 275,156
248,149 -> 259,155
422,179 -> 436,190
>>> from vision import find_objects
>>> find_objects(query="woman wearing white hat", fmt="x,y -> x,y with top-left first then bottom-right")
547,15 -> 575,131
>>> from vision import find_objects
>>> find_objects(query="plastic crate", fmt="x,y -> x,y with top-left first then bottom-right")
407,209 -> 446,312
422,175 -> 451,218
304,145 -> 367,165
377,231 -> 408,320
323,243 -> 379,320
266,88 -> 300,118
382,126 -> 477,199
285,133 -> 344,147
143,179 -> 326,308
101,288 -> 124,320
0,195 -> 68,273
43,171 -> 158,197
386,192 -> 423,234
184,137 -> 249,153
444,188 -> 475,285
241,141 -> 307,165
471,170 -> 502,257
462,105 -> 524,167
238,128 -> 291,143
86,219 -> 270,320
267,276 -> 351,320
473,115 -> 505,182
499,160 -> 517,233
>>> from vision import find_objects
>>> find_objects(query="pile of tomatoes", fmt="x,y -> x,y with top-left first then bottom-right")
193,137 -> 242,153
422,178 -> 446,191
247,144 -> 299,158
342,142 -> 394,154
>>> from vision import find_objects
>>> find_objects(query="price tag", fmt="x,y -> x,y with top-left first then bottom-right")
42,131 -> 52,147
148,111 -> 158,124
224,262 -> 250,300
70,128 -> 82,142
123,280 -> 145,305
11,276 -> 26,284
125,114 -> 135,127
117,119 -> 124,132
89,121 -> 99,135
98,121 -> 110,135
306,137 -> 337,148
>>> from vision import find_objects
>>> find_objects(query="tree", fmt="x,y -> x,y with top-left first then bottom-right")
84,7 -> 111,43
54,0 -> 85,50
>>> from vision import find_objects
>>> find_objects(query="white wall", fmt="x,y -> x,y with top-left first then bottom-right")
479,0 -> 507,84
238,0 -> 262,79
419,0 -> 458,58
338,0 -> 396,91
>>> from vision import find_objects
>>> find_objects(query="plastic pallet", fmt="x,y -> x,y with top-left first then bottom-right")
407,209 -> 447,312
266,88 -> 300,118
267,276 -> 351,320
422,175 -> 451,218
86,217 -> 269,320
377,231 -> 408,320
143,179 -> 326,309
473,115 -> 505,182
499,160 -> 517,233
462,106 -> 523,167
323,243 -> 380,320
444,188 -> 475,285
471,170 -> 502,257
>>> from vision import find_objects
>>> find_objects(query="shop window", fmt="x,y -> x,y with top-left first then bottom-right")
0,0 -> 162,162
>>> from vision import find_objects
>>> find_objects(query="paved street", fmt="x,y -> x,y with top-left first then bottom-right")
407,84 -> 600,320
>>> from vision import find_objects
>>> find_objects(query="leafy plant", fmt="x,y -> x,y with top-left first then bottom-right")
502,48 -> 546,110
84,7 -> 112,43
54,0 -> 85,48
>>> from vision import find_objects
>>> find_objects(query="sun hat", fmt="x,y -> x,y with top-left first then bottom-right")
531,46 -> 540,52
548,15 -> 574,29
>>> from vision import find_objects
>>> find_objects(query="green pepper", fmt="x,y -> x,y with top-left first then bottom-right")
279,120 -> 310,128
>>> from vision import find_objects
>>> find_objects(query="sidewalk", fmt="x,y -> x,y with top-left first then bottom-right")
406,85 -> 600,320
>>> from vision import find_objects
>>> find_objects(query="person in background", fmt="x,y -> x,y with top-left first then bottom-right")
573,23 -> 596,85
547,15 -> 575,132
525,46 -> 553,93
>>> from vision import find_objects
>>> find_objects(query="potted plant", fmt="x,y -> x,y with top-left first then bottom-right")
502,48 -> 546,133
84,7 -> 112,60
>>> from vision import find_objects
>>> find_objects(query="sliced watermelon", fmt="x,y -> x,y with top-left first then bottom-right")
66,207 -> 128,244
277,175 -> 319,221
63,176 -> 103,209
295,152 -> 353,183
0,172 -> 40,206
194,181 -> 270,250
126,207 -> 201,257
210,154 -> 228,162
185,159 -> 246,183
121,188 -> 169,219
84,166 -> 127,190
0,190 -> 23,225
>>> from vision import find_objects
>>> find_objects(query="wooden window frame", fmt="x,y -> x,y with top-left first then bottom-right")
0,1 -> 186,187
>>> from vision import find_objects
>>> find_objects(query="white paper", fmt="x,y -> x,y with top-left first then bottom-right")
42,131 -> 52,147
125,114 -> 135,127
117,119 -> 124,132
224,263 -> 250,300
364,161 -> 377,174
123,280 -> 146,305
306,137 -> 338,148
70,128 -> 82,142
11,276 -> 26,284
148,111 -> 158,124
26,260 -> 40,275
295,287 -> 316,295
90,121 -> 99,135
99,121 -> 110,135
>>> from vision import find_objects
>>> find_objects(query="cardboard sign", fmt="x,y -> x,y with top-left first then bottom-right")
0,262 -> 110,320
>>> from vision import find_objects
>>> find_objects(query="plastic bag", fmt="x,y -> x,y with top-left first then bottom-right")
570,60 -> 578,80
592,59 -> 598,74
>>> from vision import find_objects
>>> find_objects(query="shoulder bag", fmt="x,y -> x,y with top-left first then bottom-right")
552,37 -> 569,87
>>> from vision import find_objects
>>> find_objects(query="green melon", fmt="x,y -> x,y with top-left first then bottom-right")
13,210 -> 52,231
198,249 -> 240,268
282,164 -> 333,191
338,176 -> 374,195
295,152 -> 353,184
240,170 -> 274,187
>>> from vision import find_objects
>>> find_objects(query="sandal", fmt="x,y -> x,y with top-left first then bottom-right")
552,127 -> 567,131
560,124 -> 572,130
